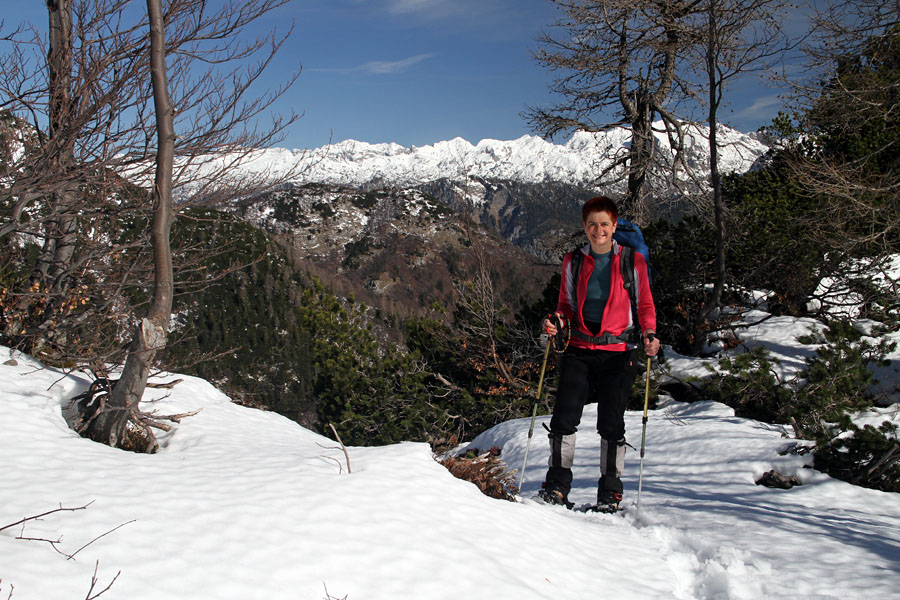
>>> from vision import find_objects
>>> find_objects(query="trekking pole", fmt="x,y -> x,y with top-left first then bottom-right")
517,335 -> 552,496
636,334 -> 655,516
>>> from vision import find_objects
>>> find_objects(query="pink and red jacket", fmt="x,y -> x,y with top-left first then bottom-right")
556,241 -> 657,351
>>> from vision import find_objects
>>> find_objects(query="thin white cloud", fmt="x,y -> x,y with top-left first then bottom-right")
360,53 -> 435,74
387,0 -> 444,15
734,94 -> 783,120
351,0 -> 524,33
311,53 -> 435,75
383,0 -> 505,20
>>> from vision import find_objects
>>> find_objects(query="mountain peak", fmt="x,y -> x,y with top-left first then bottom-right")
185,123 -> 770,194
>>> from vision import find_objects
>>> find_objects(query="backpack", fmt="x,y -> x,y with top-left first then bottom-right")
569,218 -> 649,346
613,219 -> 650,284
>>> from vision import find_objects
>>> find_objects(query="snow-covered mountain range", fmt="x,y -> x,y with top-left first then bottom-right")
189,123 -> 771,193
180,123 -> 773,315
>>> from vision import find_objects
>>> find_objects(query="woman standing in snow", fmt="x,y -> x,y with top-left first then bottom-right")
538,196 -> 660,512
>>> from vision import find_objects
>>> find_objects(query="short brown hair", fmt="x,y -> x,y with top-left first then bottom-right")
582,196 -> 619,223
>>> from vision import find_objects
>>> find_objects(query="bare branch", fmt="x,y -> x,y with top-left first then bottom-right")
84,561 -> 120,600
67,520 -> 136,561
328,423 -> 352,474
147,378 -> 183,389
0,502 -> 93,534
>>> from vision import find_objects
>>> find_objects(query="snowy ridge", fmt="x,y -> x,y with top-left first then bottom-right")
183,123 -> 770,193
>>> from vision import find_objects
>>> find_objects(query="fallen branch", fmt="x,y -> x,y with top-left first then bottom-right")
140,408 -> 202,432
4,502 -> 134,562
12,533 -> 66,555
147,378 -> 183,389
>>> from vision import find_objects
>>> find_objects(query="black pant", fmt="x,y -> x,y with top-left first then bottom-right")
544,347 -> 638,496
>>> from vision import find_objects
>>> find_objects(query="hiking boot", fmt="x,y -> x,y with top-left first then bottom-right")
537,486 -> 570,507
592,490 -> 623,513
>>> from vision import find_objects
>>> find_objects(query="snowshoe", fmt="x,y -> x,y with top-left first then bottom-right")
534,486 -> 574,510
582,502 -> 625,514
586,491 -> 623,514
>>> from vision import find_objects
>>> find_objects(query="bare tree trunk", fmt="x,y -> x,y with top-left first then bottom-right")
42,0 -> 75,281
46,0 -> 77,283
690,0 -> 729,355
700,1 -> 726,325
624,93 -> 654,222
143,0 -> 176,334
686,0 -> 791,353
26,0 -> 79,354
82,0 -> 175,452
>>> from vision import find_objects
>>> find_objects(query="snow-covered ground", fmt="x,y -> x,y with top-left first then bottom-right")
2,307 -> 899,599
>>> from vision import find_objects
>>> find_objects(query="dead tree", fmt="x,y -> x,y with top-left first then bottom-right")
526,0 -> 702,222
0,0 -> 300,371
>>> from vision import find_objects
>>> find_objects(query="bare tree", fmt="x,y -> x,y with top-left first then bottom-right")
526,0 -> 702,221
454,240 -> 522,391
81,0 -> 177,450
97,0 -> 300,452
681,0 -> 793,351
1,0 -> 301,449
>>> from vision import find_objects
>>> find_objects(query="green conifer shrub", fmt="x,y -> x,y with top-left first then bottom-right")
161,208 -> 317,427
702,321 -> 897,492
721,152 -> 828,316
813,421 -> 899,492
298,279 -> 438,446
642,217 -> 717,354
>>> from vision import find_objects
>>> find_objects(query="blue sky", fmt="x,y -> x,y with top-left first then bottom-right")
5,0 -> 799,150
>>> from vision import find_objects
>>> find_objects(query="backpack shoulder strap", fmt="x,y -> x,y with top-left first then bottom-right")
620,245 -> 635,298
569,246 -> 584,310
619,245 -> 640,343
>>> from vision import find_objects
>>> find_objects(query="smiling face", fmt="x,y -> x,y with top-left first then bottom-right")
583,210 -> 617,254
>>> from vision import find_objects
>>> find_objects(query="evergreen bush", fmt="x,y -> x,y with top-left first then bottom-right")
702,345 -> 794,424
813,421 -> 900,492
642,217 -> 717,353
298,279 -> 443,446
721,153 -> 828,316
702,321 -> 897,492
161,208 -> 317,427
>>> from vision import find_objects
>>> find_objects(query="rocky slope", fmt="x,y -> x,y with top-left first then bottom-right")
229,183 -> 557,321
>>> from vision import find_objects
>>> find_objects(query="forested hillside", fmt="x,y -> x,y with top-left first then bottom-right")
158,199 -> 557,446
